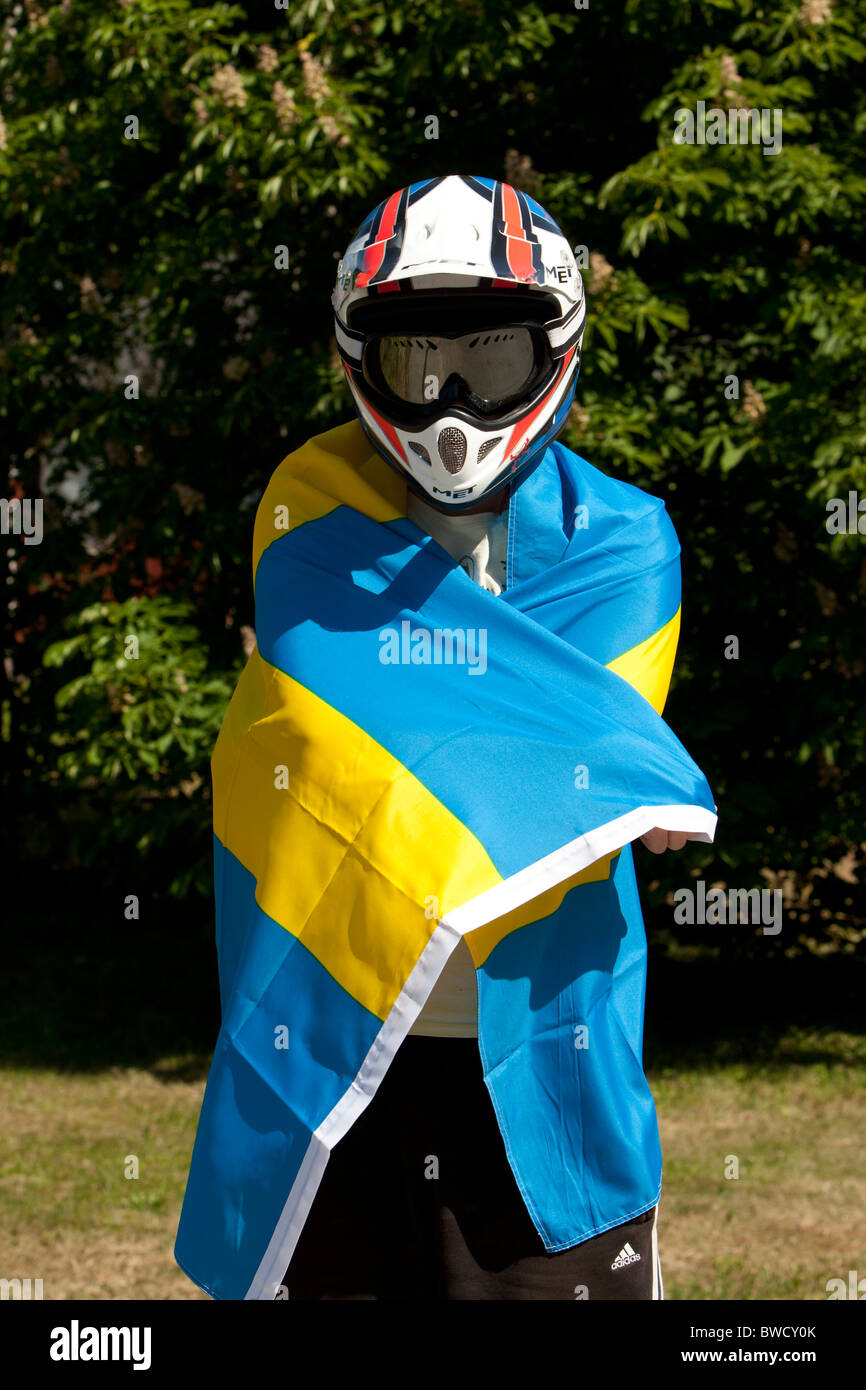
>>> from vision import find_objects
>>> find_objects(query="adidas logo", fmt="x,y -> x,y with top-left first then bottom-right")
611,1242 -> 641,1270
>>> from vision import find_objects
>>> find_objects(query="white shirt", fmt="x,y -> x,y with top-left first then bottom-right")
407,492 -> 508,595
406,492 -> 508,1037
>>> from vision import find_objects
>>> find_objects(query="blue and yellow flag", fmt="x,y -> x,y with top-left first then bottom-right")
174,418 -> 716,1300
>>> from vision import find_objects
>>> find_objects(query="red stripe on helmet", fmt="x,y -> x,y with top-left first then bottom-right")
357,189 -> 403,288
503,347 -> 575,458
500,185 -> 537,284
380,190 -> 402,236
363,398 -> 408,463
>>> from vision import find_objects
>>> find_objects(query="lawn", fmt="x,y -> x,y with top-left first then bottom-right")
653,1029 -> 866,1300
2,1021 -> 863,1300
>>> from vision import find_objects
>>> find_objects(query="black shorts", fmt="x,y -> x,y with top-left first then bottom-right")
281,1034 -> 663,1300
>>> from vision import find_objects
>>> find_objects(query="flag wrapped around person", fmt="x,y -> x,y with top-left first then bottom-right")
174,418 -> 716,1300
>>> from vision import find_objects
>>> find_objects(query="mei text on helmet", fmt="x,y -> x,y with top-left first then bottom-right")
49,1320 -> 152,1371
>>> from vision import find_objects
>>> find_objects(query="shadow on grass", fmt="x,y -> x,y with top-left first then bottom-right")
4,869 -> 865,1081
3,871 -> 220,1079
643,951 -> 866,1072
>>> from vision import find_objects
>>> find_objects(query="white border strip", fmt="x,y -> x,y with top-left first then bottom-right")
651,1205 -> 660,1300
443,803 -> 716,939
246,800 -> 715,1299
246,918 -> 463,1300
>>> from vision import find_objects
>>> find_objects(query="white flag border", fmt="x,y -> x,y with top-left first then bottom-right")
246,800 -> 715,1300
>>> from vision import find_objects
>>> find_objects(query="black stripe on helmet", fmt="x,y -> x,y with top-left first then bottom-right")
366,185 -> 410,285
407,176 -> 447,206
529,211 -> 565,236
459,175 -> 495,202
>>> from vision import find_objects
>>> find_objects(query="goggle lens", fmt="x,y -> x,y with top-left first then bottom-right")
363,324 -> 550,414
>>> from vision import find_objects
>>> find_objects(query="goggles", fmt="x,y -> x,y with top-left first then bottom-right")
361,321 -> 553,416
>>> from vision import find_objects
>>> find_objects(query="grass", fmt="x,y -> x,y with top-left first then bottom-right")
2,885 -> 864,1300
0,1062 -> 210,1300
1,1027 -> 863,1300
652,1031 -> 866,1300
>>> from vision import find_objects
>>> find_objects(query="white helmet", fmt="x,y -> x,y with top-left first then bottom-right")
332,175 -> 585,511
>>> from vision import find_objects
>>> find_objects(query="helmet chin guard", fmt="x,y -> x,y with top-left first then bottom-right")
332,175 -> 586,511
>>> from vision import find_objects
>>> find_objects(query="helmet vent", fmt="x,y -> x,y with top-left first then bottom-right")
477,436 -> 503,462
438,427 -> 467,474
408,441 -> 432,465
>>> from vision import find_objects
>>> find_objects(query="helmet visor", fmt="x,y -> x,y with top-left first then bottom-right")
363,323 -> 552,415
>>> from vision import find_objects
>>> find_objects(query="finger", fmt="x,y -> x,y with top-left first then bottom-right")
668,831 -> 688,850
640,828 -> 667,854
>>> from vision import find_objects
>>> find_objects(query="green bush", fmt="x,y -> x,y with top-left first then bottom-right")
2,0 -> 863,933
40,596 -> 240,897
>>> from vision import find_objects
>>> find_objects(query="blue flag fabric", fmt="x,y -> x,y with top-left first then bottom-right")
174,419 -> 716,1299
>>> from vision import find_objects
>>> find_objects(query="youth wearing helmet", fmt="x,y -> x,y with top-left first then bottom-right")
332,175 -> 585,512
